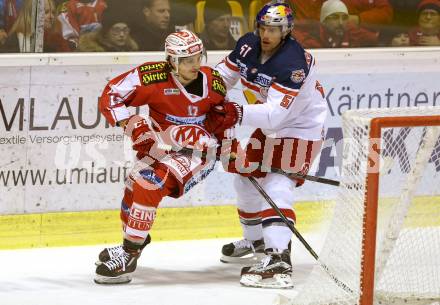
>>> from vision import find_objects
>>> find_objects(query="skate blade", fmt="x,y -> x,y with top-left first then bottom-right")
240,274 -> 293,289
94,274 -> 132,285
220,252 -> 265,264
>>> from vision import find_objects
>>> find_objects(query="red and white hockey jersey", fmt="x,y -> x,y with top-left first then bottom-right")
99,61 -> 227,196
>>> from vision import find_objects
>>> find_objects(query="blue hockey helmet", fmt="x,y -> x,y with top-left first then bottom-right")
256,2 -> 294,35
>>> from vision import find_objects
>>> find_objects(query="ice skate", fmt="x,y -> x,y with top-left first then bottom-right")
96,234 -> 151,265
220,238 -> 265,264
239,248 -> 293,289
94,240 -> 142,284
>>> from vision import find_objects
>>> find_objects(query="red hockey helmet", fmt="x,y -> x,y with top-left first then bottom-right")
165,30 -> 204,59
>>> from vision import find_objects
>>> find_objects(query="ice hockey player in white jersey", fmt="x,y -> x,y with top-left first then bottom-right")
204,2 -> 328,288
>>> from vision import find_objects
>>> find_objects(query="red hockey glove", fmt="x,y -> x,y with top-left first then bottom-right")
204,102 -> 243,135
217,139 -> 266,178
123,115 -> 156,157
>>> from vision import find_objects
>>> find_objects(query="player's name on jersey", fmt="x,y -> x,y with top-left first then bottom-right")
142,72 -> 168,85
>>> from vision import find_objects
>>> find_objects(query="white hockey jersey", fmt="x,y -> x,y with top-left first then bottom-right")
216,32 -> 327,140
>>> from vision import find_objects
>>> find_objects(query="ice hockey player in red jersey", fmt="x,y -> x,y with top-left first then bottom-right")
204,2 -> 327,288
94,29 -> 231,284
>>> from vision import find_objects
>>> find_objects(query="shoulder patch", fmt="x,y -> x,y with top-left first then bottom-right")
139,62 -> 168,73
212,78 -> 226,96
209,68 -> 227,96
290,69 -> 306,84
212,69 -> 222,79
141,72 -> 169,86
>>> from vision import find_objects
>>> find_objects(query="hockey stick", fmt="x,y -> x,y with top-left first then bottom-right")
247,176 -> 354,295
172,146 -> 341,187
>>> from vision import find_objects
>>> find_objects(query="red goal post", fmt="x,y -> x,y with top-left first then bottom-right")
362,114 -> 440,305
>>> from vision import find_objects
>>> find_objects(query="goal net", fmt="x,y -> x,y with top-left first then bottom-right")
286,107 -> 440,305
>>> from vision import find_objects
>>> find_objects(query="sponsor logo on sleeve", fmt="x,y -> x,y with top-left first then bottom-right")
212,69 -> 222,78
212,78 -> 226,96
280,94 -> 294,109
290,69 -> 306,84
142,72 -> 169,85
139,62 -> 167,73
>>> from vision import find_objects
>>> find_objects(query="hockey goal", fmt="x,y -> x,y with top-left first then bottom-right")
285,107 -> 440,305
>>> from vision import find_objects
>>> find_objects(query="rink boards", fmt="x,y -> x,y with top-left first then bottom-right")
1,195 -> 439,249
0,200 -> 333,249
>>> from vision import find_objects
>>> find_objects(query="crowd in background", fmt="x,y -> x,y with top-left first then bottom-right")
0,0 -> 439,53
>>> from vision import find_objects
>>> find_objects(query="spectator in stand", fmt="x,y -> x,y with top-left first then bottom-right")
289,0 -> 393,31
130,0 -> 172,51
389,32 -> 411,46
2,0 -> 70,52
408,0 -> 440,45
0,0 -> 23,31
199,0 -> 236,50
0,0 -> 23,48
294,0 -> 379,48
78,7 -> 138,51
58,0 -> 107,50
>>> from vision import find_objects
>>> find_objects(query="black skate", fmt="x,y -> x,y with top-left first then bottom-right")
94,240 -> 142,285
240,248 -> 293,289
220,238 -> 265,264
96,235 -> 151,265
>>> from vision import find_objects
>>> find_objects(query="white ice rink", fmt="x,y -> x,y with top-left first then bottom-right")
0,236 -> 323,305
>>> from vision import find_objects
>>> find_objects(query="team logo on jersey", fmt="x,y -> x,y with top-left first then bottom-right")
169,124 -> 211,149
139,62 -> 167,73
212,78 -> 226,96
291,69 -> 305,84
164,88 -> 180,95
142,72 -> 168,85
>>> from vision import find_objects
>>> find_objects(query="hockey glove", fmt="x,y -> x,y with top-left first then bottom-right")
217,139 -> 266,178
124,115 -> 155,159
204,102 -> 243,135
